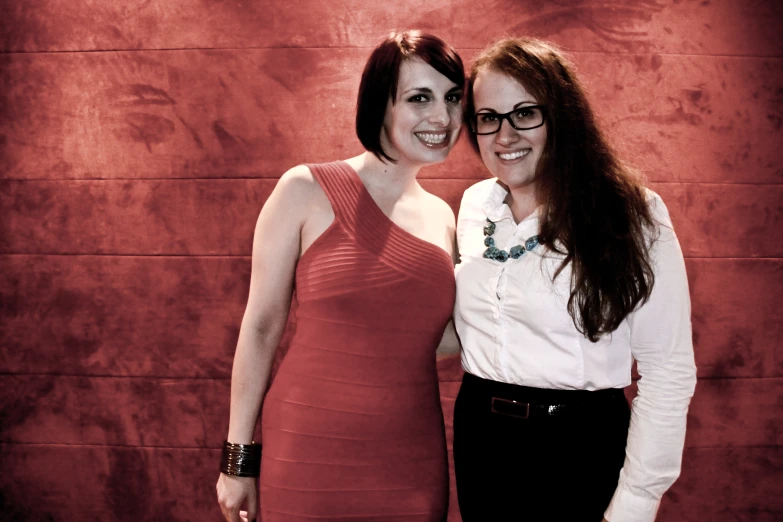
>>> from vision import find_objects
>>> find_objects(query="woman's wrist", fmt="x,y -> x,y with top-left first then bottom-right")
220,440 -> 262,477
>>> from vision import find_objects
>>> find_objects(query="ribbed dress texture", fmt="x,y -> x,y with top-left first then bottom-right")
259,161 -> 455,521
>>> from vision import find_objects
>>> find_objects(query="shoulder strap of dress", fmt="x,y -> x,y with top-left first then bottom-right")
305,161 -> 362,226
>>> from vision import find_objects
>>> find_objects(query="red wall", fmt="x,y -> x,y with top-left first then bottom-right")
1,1 -> 782,520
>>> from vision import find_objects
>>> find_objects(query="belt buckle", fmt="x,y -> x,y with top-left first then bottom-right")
491,397 -> 530,419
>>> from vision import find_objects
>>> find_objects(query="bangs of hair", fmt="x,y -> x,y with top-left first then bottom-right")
356,30 -> 464,162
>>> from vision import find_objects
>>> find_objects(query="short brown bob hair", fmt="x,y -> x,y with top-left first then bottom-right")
356,30 -> 464,162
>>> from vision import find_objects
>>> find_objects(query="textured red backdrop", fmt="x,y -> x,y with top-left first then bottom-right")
1,1 -> 782,521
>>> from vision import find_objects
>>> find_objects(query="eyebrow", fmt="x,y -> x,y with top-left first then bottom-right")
402,87 -> 434,96
476,101 -> 537,112
401,86 -> 464,96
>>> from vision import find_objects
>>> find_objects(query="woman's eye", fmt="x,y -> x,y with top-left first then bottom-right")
408,94 -> 428,103
514,108 -> 538,120
478,113 -> 497,123
446,93 -> 462,103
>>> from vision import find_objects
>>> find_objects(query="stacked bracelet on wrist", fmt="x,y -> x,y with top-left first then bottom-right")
220,440 -> 262,477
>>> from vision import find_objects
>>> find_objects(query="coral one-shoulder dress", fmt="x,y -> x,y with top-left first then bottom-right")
259,161 -> 455,521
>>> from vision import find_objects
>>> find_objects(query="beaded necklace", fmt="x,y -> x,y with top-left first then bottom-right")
482,218 -> 540,262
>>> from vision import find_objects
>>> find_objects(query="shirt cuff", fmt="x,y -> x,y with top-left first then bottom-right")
604,484 -> 661,522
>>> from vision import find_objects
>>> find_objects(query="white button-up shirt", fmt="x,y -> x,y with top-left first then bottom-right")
454,178 -> 697,522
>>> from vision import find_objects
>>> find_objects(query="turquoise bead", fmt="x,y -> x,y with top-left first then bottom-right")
482,219 -> 539,263
483,246 -> 500,259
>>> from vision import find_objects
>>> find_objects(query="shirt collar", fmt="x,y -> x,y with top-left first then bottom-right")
482,179 -> 541,224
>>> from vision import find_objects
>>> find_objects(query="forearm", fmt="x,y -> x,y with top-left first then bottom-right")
606,330 -> 696,521
605,369 -> 694,522
226,320 -> 282,443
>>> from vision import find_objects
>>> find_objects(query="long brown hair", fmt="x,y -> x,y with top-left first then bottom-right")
466,38 -> 656,342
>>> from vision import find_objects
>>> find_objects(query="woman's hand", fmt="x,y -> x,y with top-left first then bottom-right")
216,473 -> 258,522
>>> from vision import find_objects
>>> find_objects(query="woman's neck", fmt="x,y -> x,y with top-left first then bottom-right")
347,152 -> 421,200
504,183 -> 539,223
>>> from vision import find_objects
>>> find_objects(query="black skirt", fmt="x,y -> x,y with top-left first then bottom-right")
453,372 -> 631,522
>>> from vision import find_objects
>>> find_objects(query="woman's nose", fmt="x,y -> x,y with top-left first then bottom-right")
495,118 -> 519,145
428,101 -> 450,126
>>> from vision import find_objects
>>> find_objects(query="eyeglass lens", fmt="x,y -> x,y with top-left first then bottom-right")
474,106 -> 544,134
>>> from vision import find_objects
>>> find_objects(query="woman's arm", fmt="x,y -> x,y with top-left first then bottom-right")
604,194 -> 697,522
217,165 -> 319,522
436,320 -> 462,360
436,196 -> 462,361
228,165 -> 316,442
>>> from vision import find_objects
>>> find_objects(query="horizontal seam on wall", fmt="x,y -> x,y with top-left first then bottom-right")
0,177 -> 490,182
0,373 -> 780,381
1,254 -> 781,259
0,253 -> 254,257
2,48 -> 782,59
1,441 -> 780,450
1,178 -> 781,185
0,372 -> 231,380
0,442 -> 221,449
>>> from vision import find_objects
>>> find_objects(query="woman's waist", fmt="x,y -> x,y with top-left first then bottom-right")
286,320 -> 445,359
266,366 -> 443,416
273,345 -> 440,389
458,331 -> 633,390
460,371 -> 626,405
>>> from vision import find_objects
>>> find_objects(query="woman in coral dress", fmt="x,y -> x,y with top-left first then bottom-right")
216,31 -> 465,522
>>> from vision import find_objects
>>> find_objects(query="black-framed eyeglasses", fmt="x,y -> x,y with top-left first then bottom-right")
470,105 -> 547,135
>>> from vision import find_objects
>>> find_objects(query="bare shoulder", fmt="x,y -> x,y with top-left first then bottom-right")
262,164 -> 327,218
419,189 -> 456,228
274,164 -> 320,198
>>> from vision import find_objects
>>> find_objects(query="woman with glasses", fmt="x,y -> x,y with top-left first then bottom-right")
451,38 -> 696,522
215,31 -> 464,522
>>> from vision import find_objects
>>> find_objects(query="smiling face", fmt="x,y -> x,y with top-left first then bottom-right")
380,57 -> 463,167
472,67 -> 547,191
